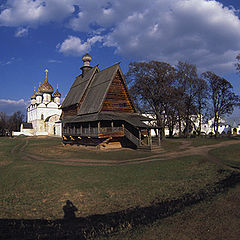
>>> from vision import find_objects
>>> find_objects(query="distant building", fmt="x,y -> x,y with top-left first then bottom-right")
145,113 -> 240,137
13,69 -> 62,137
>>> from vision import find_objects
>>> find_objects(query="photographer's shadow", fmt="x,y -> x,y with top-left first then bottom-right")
63,200 -> 78,220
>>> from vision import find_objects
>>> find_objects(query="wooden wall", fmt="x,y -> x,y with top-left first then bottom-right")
101,71 -> 135,113
62,105 -> 77,119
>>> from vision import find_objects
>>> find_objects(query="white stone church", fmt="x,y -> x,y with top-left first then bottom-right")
14,69 -> 62,137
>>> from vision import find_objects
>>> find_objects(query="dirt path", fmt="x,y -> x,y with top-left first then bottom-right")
12,138 -> 240,170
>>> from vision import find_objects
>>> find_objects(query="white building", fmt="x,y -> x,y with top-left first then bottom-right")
144,113 -> 239,137
14,69 -> 62,137
28,69 -> 62,136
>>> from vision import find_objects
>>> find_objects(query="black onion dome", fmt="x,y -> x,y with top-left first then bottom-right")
31,91 -> 36,99
53,88 -> 61,97
35,86 -> 43,96
39,69 -> 54,94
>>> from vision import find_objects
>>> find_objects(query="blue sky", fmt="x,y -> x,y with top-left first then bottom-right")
0,0 -> 240,119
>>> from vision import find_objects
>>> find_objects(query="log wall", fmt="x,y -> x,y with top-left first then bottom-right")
62,105 -> 77,119
101,71 -> 135,113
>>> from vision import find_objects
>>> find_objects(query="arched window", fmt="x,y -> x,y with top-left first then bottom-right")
41,114 -> 44,120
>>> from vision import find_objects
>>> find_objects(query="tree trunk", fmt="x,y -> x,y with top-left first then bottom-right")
178,113 -> 182,137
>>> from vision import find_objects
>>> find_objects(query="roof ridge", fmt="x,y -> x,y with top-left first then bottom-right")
69,66 -> 99,89
98,62 -> 120,73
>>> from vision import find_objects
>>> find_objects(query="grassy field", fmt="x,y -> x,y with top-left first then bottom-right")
210,143 -> 240,169
190,136 -> 240,147
98,185 -> 240,240
0,136 -> 239,239
24,137 -> 155,161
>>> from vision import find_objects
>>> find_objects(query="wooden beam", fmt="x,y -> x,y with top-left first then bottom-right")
139,129 -> 141,146
158,128 -> 161,146
147,130 -> 149,146
98,121 -> 100,136
149,129 -> 152,149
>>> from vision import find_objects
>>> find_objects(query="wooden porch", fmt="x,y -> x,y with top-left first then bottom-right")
63,126 -> 124,138
63,122 -> 160,150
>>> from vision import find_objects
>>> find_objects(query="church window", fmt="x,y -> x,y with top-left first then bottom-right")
41,114 -> 44,120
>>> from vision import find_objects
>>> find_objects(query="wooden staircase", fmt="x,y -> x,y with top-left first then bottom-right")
124,128 -> 152,150
99,137 -> 112,149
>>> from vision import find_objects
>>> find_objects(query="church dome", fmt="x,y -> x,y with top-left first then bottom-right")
53,87 -> 61,98
39,69 -> 54,94
35,86 -> 43,96
31,92 -> 36,99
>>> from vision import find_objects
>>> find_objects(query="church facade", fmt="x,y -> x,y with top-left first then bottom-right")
26,69 -> 62,136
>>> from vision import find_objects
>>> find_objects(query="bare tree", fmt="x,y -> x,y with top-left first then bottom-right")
126,61 -> 176,138
175,62 -> 199,137
235,54 -> 240,73
164,87 -> 180,137
8,111 -> 24,134
0,112 -> 8,136
194,78 -> 209,135
202,71 -> 240,137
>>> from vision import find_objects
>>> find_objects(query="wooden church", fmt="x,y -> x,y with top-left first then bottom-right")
61,53 -> 159,150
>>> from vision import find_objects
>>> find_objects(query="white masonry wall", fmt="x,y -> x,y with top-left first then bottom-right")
27,101 -> 62,136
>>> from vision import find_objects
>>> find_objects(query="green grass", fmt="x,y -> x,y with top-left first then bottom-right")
160,138 -> 183,151
24,137 -> 155,161
210,143 -> 240,169
98,185 -> 240,240
0,137 -> 229,220
0,137 -> 23,165
0,154 -> 226,220
190,136 -> 238,147
0,136 -> 239,239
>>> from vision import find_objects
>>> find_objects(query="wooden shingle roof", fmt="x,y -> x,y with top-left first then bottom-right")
61,66 -> 98,109
78,63 -> 120,115
62,62 -> 136,115
62,112 -> 150,128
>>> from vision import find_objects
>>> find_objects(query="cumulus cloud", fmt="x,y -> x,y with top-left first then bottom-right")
69,0 -> 240,73
57,35 -> 103,56
0,99 -> 27,115
103,0 -> 240,72
1,0 -> 240,73
0,0 -> 76,27
15,27 -> 28,37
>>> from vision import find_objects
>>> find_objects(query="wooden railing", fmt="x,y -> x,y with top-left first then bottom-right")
63,127 -> 124,137
63,126 -> 151,149
124,128 -> 140,147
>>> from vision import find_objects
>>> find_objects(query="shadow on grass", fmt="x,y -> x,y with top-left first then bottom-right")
1,171 -> 240,240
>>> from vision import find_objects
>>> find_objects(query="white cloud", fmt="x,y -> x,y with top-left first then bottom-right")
103,0 -> 240,73
67,0 -> 240,73
1,0 -> 240,73
0,57 -> 17,65
48,59 -> 62,63
15,27 -> 28,37
57,35 -> 103,56
0,99 -> 27,115
0,0 -> 76,27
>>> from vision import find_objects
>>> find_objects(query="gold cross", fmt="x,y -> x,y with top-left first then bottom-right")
45,69 -> 48,78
